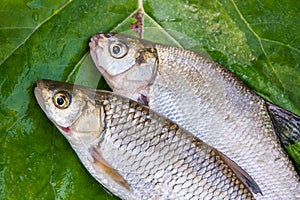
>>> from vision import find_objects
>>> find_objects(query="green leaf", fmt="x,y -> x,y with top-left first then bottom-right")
0,0 -> 299,199
286,142 -> 300,172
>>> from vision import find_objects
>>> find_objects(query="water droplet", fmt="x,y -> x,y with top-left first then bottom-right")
26,0 -> 41,9
184,4 -> 198,13
32,12 -> 39,21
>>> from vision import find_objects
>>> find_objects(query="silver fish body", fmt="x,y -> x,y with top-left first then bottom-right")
34,79 -> 260,200
89,33 -> 300,199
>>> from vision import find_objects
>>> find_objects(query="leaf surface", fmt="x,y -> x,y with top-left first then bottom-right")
0,0 -> 299,199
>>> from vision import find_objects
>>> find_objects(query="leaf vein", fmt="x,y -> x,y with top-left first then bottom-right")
49,125 -> 57,199
261,38 -> 300,53
66,4 -> 141,82
110,7 -> 140,32
0,114 -> 27,144
143,12 -> 183,48
66,52 -> 90,82
230,0 -> 284,89
0,0 -> 73,66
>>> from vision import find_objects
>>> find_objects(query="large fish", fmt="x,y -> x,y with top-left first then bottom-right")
89,33 -> 300,199
34,79 -> 260,199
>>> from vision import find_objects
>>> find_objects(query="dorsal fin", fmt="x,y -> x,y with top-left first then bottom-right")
213,148 -> 263,195
89,147 -> 131,191
265,101 -> 300,175
265,101 -> 300,146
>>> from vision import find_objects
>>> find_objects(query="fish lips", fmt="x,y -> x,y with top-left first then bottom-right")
89,33 -> 112,50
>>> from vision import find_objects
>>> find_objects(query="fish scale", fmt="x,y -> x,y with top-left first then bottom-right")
35,80 -> 258,199
89,33 -> 300,199
100,94 -> 253,199
151,45 -> 300,198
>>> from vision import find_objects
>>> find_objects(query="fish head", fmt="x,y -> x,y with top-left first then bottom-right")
34,79 -> 104,145
89,33 -> 158,99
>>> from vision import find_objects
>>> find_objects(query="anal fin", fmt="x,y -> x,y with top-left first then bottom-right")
214,148 -> 262,195
89,147 -> 131,191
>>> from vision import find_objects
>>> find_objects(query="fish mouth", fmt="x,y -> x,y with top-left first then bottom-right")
89,33 -> 116,50
89,34 -> 105,50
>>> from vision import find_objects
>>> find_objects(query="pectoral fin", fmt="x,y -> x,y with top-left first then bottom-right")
214,149 -> 262,195
89,147 -> 131,191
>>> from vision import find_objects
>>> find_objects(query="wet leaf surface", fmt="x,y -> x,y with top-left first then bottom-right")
0,0 -> 299,198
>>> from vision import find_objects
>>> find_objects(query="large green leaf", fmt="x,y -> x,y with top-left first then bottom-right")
0,0 -> 299,199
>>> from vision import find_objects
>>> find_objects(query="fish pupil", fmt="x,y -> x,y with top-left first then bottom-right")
113,45 -> 120,54
57,97 -> 64,105
53,91 -> 71,109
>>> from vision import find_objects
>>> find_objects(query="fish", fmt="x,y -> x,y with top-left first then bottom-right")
89,33 -> 300,199
34,79 -> 261,199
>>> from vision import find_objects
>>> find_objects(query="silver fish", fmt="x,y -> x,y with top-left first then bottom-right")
89,33 -> 300,199
34,79 -> 261,200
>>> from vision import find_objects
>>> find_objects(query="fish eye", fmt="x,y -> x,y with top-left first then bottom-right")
109,42 -> 128,58
53,91 -> 71,109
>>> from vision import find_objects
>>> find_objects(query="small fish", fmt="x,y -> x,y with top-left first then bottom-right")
34,79 -> 260,199
89,33 -> 300,199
